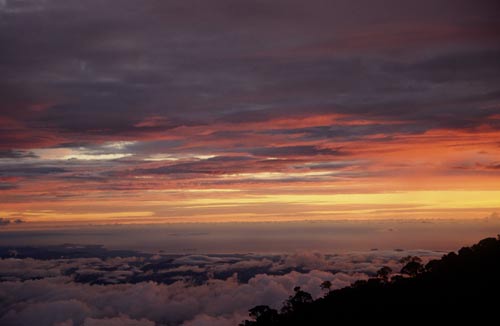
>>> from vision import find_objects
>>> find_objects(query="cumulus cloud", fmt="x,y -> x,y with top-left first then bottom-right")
0,256 -> 142,282
1,299 -> 92,326
271,252 -> 330,271
0,258 -> 62,280
0,270 -> 357,326
0,248 -> 443,326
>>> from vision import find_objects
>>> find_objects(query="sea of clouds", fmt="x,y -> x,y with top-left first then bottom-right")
0,246 -> 442,326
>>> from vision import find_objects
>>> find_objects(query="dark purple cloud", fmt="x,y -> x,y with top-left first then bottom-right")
1,0 -> 499,220
251,146 -> 345,157
1,0 -> 499,145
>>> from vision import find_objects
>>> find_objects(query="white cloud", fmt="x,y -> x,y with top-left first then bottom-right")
0,269 -> 366,326
0,249 -> 443,326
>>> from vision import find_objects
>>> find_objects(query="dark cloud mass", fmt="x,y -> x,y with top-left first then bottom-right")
0,150 -> 37,159
251,146 -> 345,157
1,0 -> 499,141
1,1 -> 500,225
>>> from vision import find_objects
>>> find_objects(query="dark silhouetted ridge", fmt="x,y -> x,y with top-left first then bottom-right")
241,235 -> 500,325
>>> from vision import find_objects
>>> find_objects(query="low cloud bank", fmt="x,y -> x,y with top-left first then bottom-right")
0,248 -> 441,326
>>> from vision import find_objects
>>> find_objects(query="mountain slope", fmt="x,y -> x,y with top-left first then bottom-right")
241,235 -> 500,325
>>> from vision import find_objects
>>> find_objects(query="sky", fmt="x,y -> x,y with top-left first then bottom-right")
2,220 -> 500,253
1,0 -> 500,226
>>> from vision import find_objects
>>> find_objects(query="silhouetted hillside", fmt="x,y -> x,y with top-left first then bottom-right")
241,235 -> 500,325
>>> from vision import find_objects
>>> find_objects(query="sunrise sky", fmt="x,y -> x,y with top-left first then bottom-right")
1,0 -> 500,227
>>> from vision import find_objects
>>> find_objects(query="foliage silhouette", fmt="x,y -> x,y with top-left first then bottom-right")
375,266 -> 392,281
399,255 -> 422,265
241,235 -> 500,325
319,280 -> 332,292
400,260 -> 424,276
280,286 -> 313,314
240,306 -> 279,326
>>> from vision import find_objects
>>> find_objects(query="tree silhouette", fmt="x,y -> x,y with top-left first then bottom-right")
424,259 -> 440,272
399,255 -> 422,265
320,280 -> 332,292
376,266 -> 392,281
400,260 -> 424,277
281,286 -> 313,314
240,305 -> 279,326
399,256 -> 423,277
241,236 -> 500,325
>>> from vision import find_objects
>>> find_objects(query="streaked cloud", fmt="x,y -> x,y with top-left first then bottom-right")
0,0 -> 499,224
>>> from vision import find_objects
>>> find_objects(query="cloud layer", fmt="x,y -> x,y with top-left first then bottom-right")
0,246 -> 442,326
1,0 -> 500,223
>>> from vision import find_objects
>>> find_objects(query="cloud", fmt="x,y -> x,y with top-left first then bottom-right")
0,165 -> 66,177
0,150 -> 37,159
1,0 -> 500,223
0,257 -> 98,281
0,218 -> 24,227
479,162 -> 500,170
1,0 -> 499,146
0,300 -> 92,326
83,315 -> 155,326
483,212 -> 500,222
251,146 -> 345,158
0,247 -> 444,326
0,271 -> 356,326
182,313 -> 246,326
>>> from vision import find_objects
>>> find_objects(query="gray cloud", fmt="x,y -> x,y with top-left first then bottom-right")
132,156 -> 254,176
1,0 -> 499,196
83,316 -> 155,326
0,150 -> 37,159
0,267 -> 361,326
0,218 -> 24,227
251,146 -> 345,157
1,0 -> 499,147
0,165 -> 66,177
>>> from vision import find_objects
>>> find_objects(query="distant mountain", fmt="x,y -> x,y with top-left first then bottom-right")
241,235 -> 500,325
